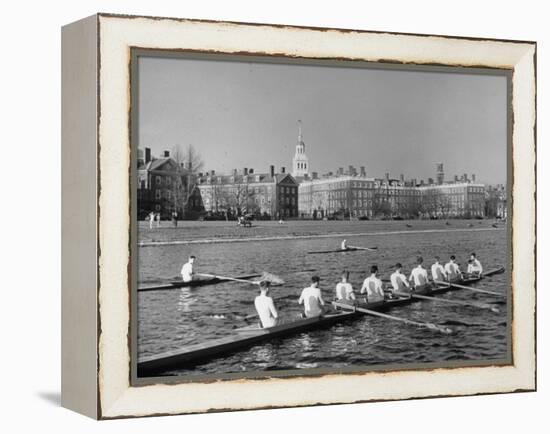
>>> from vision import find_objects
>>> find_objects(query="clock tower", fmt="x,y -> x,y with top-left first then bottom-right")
292,120 -> 309,178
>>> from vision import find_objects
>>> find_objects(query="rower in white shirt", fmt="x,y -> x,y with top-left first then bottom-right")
341,239 -> 348,250
467,252 -> 483,276
444,255 -> 462,281
254,280 -> 279,328
180,255 -> 196,282
361,265 -> 385,303
390,263 -> 410,292
335,271 -> 356,302
409,256 -> 430,291
431,256 -> 448,281
299,276 -> 325,318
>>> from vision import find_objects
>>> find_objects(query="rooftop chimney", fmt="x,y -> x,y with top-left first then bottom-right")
454,175 -> 459,182
428,177 -> 434,185
360,166 -> 366,176
164,150 -> 170,158
385,172 -> 390,181
281,167 -> 286,174
243,167 -> 248,175
400,174 -> 405,182
270,165 -> 275,177
145,147 -> 151,163
348,165 -> 353,175
249,168 -> 254,174
472,174 -> 476,182
210,170 -> 215,176
312,171 -> 318,180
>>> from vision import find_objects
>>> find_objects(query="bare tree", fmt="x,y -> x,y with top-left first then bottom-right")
171,144 -> 205,217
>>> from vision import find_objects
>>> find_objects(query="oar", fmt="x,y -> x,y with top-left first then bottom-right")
348,245 -> 378,251
434,280 -> 504,297
333,301 -> 452,334
394,291 -> 500,313
198,271 -> 285,285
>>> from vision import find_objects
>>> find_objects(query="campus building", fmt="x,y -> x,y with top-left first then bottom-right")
137,148 -> 202,218
298,164 -> 486,219
197,166 -> 299,218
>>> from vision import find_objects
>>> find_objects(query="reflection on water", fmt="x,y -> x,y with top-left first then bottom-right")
138,220 -> 509,376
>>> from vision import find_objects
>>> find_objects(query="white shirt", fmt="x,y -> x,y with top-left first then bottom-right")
335,282 -> 355,301
361,275 -> 385,302
299,286 -> 325,317
254,294 -> 278,328
341,240 -> 347,250
409,266 -> 429,287
444,261 -> 461,280
467,259 -> 483,274
180,262 -> 194,282
431,262 -> 447,281
390,271 -> 410,291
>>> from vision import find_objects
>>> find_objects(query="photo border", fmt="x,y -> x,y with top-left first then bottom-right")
95,13 -> 535,419
129,49 -> 514,386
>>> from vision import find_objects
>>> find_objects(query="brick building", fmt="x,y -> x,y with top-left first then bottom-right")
197,166 -> 298,219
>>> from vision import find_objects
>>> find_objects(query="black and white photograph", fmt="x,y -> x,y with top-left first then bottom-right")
134,53 -> 510,379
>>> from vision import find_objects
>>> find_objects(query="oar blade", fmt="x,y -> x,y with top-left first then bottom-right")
257,271 -> 285,285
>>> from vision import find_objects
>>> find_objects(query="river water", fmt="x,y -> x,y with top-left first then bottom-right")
137,220 -> 509,377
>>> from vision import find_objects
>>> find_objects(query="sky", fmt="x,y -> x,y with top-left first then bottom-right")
138,55 -> 507,185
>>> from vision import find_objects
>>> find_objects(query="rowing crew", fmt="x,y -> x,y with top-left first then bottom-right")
253,253 -> 483,328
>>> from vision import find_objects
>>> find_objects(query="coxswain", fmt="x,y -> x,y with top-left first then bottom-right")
335,271 -> 356,302
467,252 -> 483,276
444,255 -> 462,281
180,255 -> 196,282
361,265 -> 385,303
431,256 -> 448,281
299,276 -> 325,318
341,239 -> 348,250
254,280 -> 278,328
390,263 -> 410,292
409,256 -> 429,291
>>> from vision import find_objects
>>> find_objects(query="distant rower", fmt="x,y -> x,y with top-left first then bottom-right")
444,255 -> 462,281
390,263 -> 410,292
409,256 -> 429,291
341,239 -> 348,250
180,255 -> 196,282
431,256 -> 448,281
254,280 -> 278,328
467,252 -> 483,276
335,271 -> 356,301
361,265 -> 385,303
299,276 -> 325,318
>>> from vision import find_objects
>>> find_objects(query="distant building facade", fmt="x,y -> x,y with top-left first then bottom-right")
137,148 -> 203,218
197,166 -> 298,218
485,184 -> 507,219
298,164 -> 487,219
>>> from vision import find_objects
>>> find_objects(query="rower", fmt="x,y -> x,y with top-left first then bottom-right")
361,265 -> 385,303
335,271 -> 356,302
431,256 -> 448,281
180,255 -> 196,282
299,276 -> 325,318
444,255 -> 462,281
467,252 -> 483,276
254,280 -> 278,328
390,263 -> 410,292
409,256 -> 429,292
341,239 -> 348,250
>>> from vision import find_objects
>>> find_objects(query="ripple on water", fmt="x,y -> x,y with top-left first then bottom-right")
138,221 -> 509,376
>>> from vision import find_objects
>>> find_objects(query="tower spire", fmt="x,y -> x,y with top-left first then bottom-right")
298,119 -> 303,143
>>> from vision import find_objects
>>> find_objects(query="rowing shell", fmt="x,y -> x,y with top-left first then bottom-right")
137,267 -> 504,375
138,274 -> 261,292
307,246 -> 377,254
